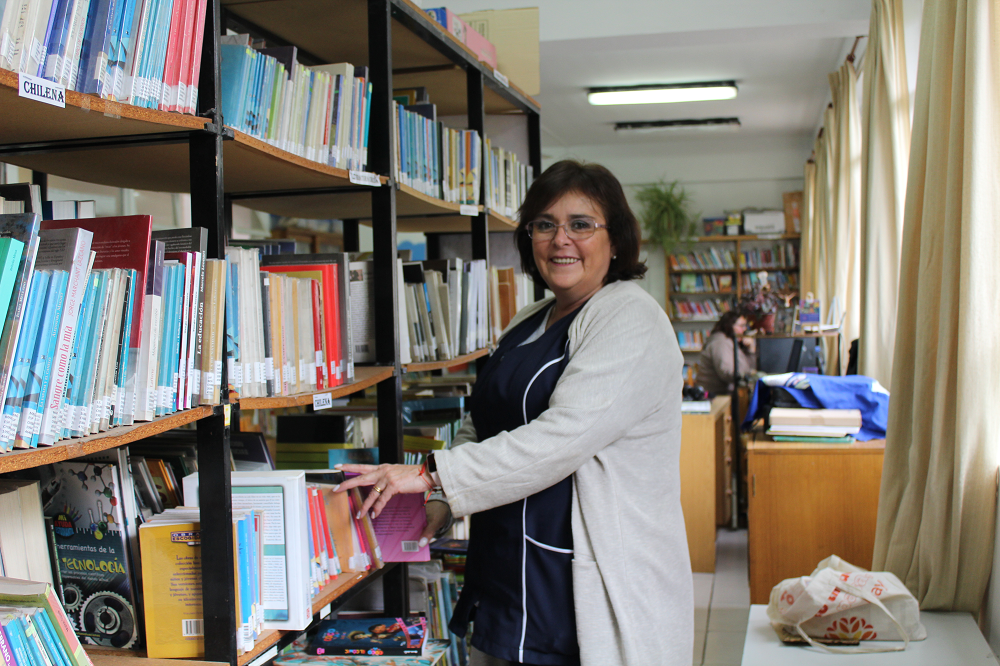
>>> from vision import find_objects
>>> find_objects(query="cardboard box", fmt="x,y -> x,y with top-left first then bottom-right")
459,8 -> 540,95
783,191 -> 803,234
742,210 -> 786,235
426,7 -> 466,43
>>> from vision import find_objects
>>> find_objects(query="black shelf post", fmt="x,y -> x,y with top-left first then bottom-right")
191,0 -> 237,662
467,69 -> 489,268
369,0 -> 408,618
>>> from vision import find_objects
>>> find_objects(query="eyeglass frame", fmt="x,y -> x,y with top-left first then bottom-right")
525,217 -> 609,241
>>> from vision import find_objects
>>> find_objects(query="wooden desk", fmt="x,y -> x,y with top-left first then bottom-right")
680,395 -> 731,572
746,438 -> 885,603
741,605 -> 999,665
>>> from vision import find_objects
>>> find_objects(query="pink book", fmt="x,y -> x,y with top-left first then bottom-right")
182,0 -> 208,115
369,491 -> 430,563
158,0 -> 189,111
169,0 -> 198,112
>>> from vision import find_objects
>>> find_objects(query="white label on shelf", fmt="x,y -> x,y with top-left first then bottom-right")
756,233 -> 782,240
255,361 -> 265,384
18,72 -> 65,108
493,69 -> 509,87
319,603 -> 331,619
349,170 -> 381,187
313,392 -> 333,411
505,206 -> 513,218
460,204 -> 478,216
224,404 -> 231,427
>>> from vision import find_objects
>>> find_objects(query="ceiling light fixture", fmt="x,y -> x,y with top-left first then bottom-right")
588,81 -> 738,106
614,117 -> 741,132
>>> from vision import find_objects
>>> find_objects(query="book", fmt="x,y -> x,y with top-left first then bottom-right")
305,614 -> 426,656
0,214 -> 41,435
0,579 -> 90,666
768,407 -> 862,429
38,461 -> 140,649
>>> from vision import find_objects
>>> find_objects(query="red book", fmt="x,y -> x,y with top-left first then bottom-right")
310,280 -> 325,390
158,0 -> 190,111
260,264 -> 341,388
169,0 -> 199,112
315,486 -> 338,577
183,0 -> 209,114
307,487 -> 327,587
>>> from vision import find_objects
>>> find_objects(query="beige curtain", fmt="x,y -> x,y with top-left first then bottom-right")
800,159 -> 818,297
872,0 -> 1000,612
858,0 -> 911,388
824,63 -> 862,373
812,120 -> 833,322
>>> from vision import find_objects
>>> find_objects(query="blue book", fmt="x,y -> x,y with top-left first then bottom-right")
75,0 -> 113,93
108,0 -> 137,99
239,49 -> 259,132
167,263 -> 184,412
17,270 -> 68,449
62,270 -> 100,439
126,0 -> 159,103
39,0 -> 70,78
154,262 -> 177,416
1,272 -> 50,451
101,0 -> 128,97
26,611 -> 70,666
112,268 -> 136,426
220,44 -> 252,130
259,56 -> 276,139
71,270 -> 108,437
12,617 -> 45,666
244,50 -> 263,136
141,0 -> 173,108
236,512 -> 252,649
25,267 -> 69,447
224,258 -> 239,394
362,81 -> 372,168
0,214 -> 41,433
0,238 -> 25,329
0,617 -> 31,666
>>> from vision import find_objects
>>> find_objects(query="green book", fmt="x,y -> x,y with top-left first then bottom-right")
0,237 -> 25,338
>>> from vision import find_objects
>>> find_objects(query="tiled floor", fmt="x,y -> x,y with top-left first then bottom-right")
693,528 -> 750,666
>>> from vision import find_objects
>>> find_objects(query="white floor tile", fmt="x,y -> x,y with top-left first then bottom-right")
703,630 -> 747,665
700,528 -> 749,665
708,607 -> 750,632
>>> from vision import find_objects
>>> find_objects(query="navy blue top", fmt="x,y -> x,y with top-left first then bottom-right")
449,304 -> 581,665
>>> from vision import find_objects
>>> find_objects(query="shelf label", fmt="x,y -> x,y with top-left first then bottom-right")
459,204 -> 478,216
349,170 -> 381,187
224,404 -> 231,427
756,233 -> 782,240
313,392 -> 334,411
505,206 -> 513,218
319,603 -> 332,618
493,69 -> 509,87
18,72 -> 65,108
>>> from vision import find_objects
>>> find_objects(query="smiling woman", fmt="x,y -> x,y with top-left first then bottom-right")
337,160 -> 690,666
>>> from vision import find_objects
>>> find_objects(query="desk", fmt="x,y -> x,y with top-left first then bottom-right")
680,395 -> 731,572
746,438 -> 885,603
741,605 -> 1000,665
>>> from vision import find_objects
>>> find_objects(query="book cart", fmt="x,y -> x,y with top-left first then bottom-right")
0,0 -> 541,664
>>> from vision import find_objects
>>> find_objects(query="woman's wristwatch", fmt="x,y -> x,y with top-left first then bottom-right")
426,452 -> 443,490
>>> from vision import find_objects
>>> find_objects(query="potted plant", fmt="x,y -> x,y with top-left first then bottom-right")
635,180 -> 699,255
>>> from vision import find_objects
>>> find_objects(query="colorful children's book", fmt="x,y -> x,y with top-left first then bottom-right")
305,614 -> 427,656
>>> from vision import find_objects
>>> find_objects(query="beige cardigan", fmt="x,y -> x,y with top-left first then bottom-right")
436,281 -> 693,665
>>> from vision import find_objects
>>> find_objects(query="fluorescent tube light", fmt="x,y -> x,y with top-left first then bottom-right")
614,117 -> 741,132
588,81 -> 738,106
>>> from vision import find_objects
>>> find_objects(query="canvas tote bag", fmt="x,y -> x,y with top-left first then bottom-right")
766,555 -> 927,654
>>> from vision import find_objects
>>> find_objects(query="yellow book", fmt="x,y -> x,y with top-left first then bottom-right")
139,520 -> 205,658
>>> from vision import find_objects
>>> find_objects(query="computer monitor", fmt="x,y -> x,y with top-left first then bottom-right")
757,337 -> 825,375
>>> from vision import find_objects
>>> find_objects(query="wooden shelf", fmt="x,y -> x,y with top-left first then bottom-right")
404,347 -> 489,373
672,291 -> 736,296
690,234 -> 801,242
237,366 -> 392,410
0,407 -> 215,474
487,209 -> 518,230
669,268 -> 736,274
742,266 -> 799,272
88,650 -> 222,665
238,569 -> 381,666
222,0 -> 538,117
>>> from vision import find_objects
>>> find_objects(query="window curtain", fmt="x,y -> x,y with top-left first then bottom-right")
824,63 -> 862,373
858,0 -> 911,389
871,0 -> 1000,612
799,159 -> 818,298
812,119 -> 833,329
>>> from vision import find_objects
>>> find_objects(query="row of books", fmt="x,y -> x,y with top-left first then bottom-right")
766,407 -> 861,441
1,0 -> 208,112
739,243 -> 800,270
391,100 -> 483,207
676,329 -> 710,352
668,298 -> 733,321
483,138 -> 533,219
740,270 -> 799,291
220,37 -> 372,170
0,579 -> 91,666
668,248 -> 737,271
401,259 -> 490,364
671,273 -> 734,294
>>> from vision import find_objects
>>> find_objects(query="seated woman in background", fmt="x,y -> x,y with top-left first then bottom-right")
696,310 -> 757,395
338,160 -> 692,666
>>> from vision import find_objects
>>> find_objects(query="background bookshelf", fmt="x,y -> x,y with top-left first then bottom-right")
668,234 -> 800,357
0,0 -> 540,663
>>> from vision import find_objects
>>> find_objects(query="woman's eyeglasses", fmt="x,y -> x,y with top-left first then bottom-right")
526,218 -> 608,241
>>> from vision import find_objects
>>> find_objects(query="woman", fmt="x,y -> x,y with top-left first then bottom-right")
339,160 -> 692,666
696,310 -> 757,395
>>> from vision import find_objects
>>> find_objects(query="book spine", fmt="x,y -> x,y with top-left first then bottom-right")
0,624 -> 19,666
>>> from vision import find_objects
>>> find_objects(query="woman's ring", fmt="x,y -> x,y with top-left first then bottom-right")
373,485 -> 384,494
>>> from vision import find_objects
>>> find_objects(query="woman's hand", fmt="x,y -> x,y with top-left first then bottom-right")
741,336 -> 757,353
335,463 -> 433,520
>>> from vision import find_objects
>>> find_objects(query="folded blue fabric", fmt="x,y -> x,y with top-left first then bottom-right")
742,373 -> 889,441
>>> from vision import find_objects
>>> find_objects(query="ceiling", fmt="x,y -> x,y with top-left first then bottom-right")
428,0 -> 891,155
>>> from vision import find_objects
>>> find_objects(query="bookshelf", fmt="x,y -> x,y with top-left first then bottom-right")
0,0 -> 540,664
668,234 -> 801,357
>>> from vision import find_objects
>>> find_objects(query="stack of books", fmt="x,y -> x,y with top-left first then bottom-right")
0,578 -> 93,666
668,248 -> 737,271
767,407 -> 862,443
483,138 -> 533,218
